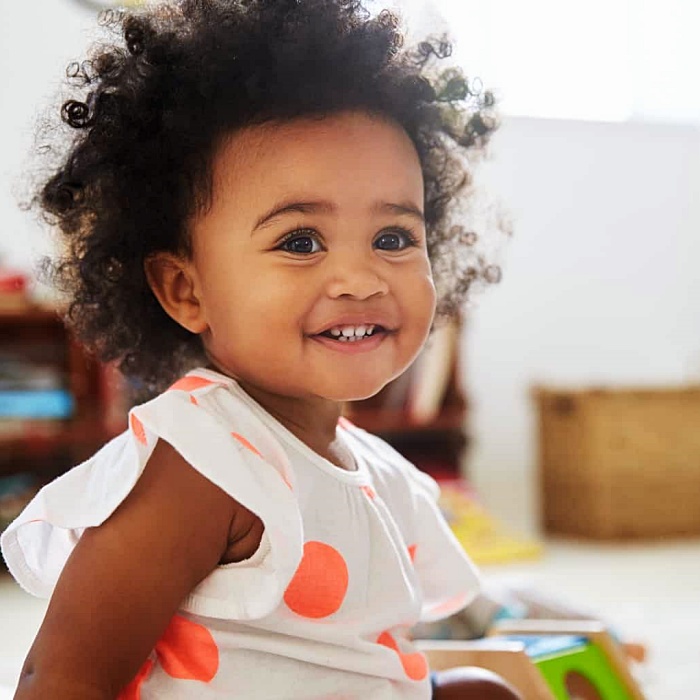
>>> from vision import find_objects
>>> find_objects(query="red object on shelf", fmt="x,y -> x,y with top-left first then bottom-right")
0,270 -> 28,294
0,270 -> 29,311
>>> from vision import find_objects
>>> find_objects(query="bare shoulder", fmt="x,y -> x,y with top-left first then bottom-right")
106,436 -> 265,570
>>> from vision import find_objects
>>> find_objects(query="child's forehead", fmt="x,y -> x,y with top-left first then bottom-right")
192,111 -> 426,230
211,110 -> 424,193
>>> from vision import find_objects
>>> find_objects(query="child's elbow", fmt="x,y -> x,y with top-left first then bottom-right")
14,657 -> 112,700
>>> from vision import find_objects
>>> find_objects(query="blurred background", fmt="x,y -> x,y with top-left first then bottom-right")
1,1 -> 700,698
393,0 -> 700,536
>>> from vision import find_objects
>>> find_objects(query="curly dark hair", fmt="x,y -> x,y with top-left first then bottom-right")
36,0 -> 502,391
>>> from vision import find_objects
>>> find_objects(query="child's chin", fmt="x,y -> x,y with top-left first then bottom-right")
326,380 -> 391,404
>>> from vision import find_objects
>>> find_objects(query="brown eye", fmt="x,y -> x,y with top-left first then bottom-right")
278,230 -> 322,254
374,228 -> 417,251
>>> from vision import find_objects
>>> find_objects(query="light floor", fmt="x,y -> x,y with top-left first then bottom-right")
1,537 -> 699,699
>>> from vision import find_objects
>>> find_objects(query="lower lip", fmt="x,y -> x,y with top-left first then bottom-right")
310,332 -> 389,354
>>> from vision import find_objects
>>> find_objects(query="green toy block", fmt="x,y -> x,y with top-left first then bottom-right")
504,634 -> 635,700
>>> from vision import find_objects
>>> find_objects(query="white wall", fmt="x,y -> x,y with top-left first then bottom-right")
464,116 -> 700,533
0,0 -> 95,276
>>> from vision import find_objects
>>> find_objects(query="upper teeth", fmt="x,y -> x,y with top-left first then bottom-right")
329,324 -> 376,340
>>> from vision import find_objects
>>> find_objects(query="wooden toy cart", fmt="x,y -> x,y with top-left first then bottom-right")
418,620 -> 646,700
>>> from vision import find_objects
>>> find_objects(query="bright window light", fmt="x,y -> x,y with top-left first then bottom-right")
391,0 -> 700,124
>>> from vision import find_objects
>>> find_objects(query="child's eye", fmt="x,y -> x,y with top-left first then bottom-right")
374,228 -> 418,251
277,230 -> 323,254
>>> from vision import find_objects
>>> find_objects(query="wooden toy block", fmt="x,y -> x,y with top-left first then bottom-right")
505,634 -> 632,699
488,620 -> 646,700
418,620 -> 647,700
417,638 -> 557,699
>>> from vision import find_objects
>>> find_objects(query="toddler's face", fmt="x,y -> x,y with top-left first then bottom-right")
187,110 -> 435,403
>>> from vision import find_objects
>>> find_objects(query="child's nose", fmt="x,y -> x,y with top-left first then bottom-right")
324,251 -> 389,300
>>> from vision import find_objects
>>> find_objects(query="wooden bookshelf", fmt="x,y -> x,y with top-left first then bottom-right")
0,310 -> 469,485
0,307 -> 120,479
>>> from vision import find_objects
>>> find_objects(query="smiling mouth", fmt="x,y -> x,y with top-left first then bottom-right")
316,325 -> 388,342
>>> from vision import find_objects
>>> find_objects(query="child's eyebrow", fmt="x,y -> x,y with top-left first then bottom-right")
375,201 -> 425,223
252,199 -> 424,233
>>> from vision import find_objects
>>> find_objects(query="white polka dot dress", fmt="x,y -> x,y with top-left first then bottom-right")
1,368 -> 480,699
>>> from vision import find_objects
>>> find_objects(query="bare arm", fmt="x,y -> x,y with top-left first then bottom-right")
14,439 -> 241,700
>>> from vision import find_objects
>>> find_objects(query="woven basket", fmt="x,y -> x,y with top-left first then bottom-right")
533,385 -> 700,539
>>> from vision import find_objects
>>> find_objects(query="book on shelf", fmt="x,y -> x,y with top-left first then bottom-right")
0,418 -> 65,442
0,388 -> 74,420
405,319 -> 459,424
0,351 -> 75,420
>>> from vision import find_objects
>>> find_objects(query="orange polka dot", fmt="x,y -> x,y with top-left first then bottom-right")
407,544 -> 417,562
377,630 -> 428,681
231,432 -> 263,457
155,615 -> 219,682
130,414 -> 147,445
284,541 -> 349,618
190,395 -> 199,406
361,485 -> 376,500
169,376 -> 218,392
118,657 -> 154,700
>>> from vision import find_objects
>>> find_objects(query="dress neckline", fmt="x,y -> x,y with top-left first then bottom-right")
188,367 -> 370,484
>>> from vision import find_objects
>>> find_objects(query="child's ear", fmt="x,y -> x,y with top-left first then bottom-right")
144,253 -> 208,334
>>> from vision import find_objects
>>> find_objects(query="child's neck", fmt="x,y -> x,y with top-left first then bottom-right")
234,378 -> 352,471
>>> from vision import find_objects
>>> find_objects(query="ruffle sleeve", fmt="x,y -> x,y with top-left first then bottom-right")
401,464 -> 482,622
0,373 -> 304,621
340,423 -> 481,623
